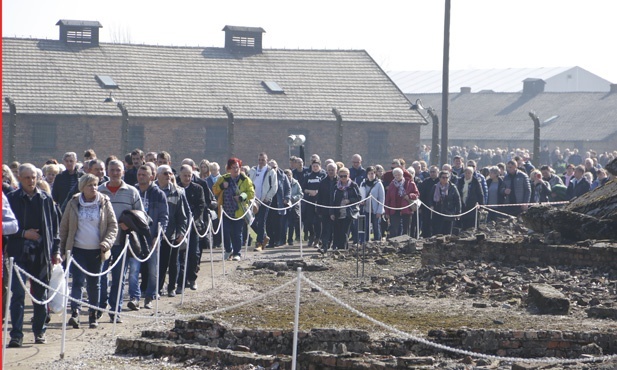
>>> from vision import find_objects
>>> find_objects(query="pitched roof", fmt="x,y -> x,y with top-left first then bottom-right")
407,91 -> 617,142
2,38 -> 424,124
390,67 -> 613,93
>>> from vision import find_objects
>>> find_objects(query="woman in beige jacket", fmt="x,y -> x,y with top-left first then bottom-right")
60,174 -> 117,329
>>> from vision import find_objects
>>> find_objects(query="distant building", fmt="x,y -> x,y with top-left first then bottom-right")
407,79 -> 617,154
390,67 -> 613,94
2,20 -> 426,167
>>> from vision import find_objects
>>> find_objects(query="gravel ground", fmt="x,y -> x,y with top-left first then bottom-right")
5,240 -> 617,369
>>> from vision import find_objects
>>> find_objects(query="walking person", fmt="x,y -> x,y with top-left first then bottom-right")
60,174 -> 117,329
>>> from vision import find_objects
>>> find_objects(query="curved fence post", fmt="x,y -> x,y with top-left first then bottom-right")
60,251 -> 72,359
3,257 -> 15,366
291,267 -> 302,370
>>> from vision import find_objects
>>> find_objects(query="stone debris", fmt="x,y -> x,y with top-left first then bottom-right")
527,284 -> 570,315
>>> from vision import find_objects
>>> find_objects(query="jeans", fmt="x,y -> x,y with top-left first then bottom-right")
109,244 -> 142,314
251,204 -> 269,244
99,259 -> 109,310
10,261 -> 47,340
223,217 -> 244,256
69,248 -> 101,313
159,238 -> 179,292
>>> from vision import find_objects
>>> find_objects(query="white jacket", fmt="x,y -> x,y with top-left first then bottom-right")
248,166 -> 278,202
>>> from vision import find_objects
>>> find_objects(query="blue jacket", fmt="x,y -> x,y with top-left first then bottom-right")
273,168 -> 291,215
139,183 -> 169,240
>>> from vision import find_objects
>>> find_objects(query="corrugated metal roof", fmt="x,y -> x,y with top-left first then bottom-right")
407,91 -> 617,142
2,38 -> 425,125
390,67 -> 612,93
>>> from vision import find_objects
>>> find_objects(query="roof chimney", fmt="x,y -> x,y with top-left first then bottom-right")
223,25 -> 265,53
610,84 -> 617,94
56,20 -> 102,46
522,78 -> 546,96
460,87 -> 471,94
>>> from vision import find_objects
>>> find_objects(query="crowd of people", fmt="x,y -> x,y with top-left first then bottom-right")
2,144 -> 615,347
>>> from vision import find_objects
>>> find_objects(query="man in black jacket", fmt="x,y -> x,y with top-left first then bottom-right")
317,163 -> 338,251
418,166 -> 439,238
177,165 -> 205,292
51,151 -> 79,206
7,163 -> 61,347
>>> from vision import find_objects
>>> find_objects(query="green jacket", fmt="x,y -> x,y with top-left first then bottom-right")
213,173 -> 255,219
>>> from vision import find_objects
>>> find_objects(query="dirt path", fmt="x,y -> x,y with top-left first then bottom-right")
3,244 -> 319,369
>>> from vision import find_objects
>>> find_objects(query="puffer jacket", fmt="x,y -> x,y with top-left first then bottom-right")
59,193 -> 118,256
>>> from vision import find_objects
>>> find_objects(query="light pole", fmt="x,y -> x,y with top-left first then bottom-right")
440,0 -> 451,167
286,134 -> 306,159
332,108 -> 343,162
529,111 -> 540,167
4,97 -> 17,162
411,99 -> 440,167
223,105 -> 235,159
117,102 -> 129,156
104,94 -> 129,156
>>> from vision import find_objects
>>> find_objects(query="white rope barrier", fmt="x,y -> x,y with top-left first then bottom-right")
126,227 -> 163,263
161,217 -> 194,249
301,275 -> 617,365
9,254 -> 614,365
68,236 -> 131,278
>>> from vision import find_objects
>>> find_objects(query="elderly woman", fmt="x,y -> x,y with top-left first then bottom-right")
60,174 -> 117,329
326,167 -> 361,252
384,167 -> 419,238
213,158 -> 255,261
429,170 -> 461,235
456,167 -> 485,230
359,166 -> 385,242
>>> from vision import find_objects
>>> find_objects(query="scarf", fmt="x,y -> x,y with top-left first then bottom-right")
363,178 -> 376,188
392,178 -> 406,197
461,177 -> 472,204
433,183 -> 449,203
337,179 -> 351,191
222,176 -> 240,216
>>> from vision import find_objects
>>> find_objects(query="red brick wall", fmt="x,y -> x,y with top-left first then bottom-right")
2,113 -> 422,170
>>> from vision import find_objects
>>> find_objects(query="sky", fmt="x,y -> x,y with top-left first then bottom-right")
3,0 -> 617,83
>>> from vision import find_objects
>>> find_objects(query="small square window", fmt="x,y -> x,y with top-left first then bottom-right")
33,123 -> 57,151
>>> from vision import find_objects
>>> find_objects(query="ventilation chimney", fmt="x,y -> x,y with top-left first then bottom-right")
223,25 -> 265,53
522,78 -> 546,96
460,87 -> 471,94
56,20 -> 102,46
610,84 -> 617,94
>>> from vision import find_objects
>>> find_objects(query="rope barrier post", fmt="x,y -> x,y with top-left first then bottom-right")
60,251 -> 72,359
221,209 -> 227,275
209,218 -> 215,290
155,234 -> 161,323
291,267 -> 302,370
180,229 -> 191,305
298,202 -> 303,258
3,257 -> 15,366
474,203 -> 479,231
112,244 -> 128,336
416,201 -> 420,239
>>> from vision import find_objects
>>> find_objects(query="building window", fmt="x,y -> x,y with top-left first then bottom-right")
368,130 -> 388,161
128,125 -> 144,151
205,126 -> 228,158
33,123 -> 57,151
232,36 -> 255,48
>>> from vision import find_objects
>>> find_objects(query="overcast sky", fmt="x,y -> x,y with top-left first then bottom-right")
3,0 -> 616,83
